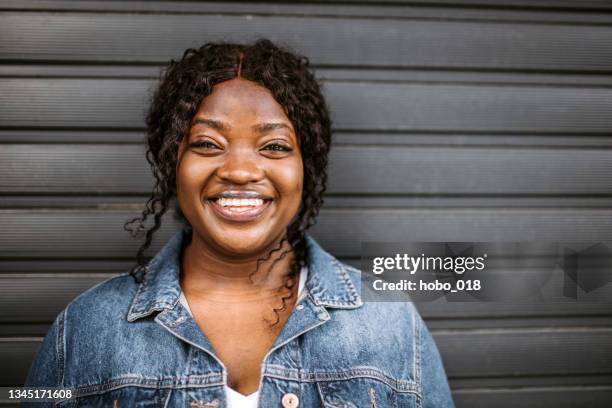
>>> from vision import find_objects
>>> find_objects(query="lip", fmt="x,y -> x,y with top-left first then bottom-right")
209,190 -> 272,200
206,190 -> 273,223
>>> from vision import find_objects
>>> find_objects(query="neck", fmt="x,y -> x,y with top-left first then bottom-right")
180,230 -> 297,302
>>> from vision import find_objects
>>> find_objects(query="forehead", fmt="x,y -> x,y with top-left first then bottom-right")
194,78 -> 289,123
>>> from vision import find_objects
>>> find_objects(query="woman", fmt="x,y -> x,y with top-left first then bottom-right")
25,39 -> 454,408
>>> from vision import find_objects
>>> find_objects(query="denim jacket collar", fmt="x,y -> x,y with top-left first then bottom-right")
127,227 -> 362,322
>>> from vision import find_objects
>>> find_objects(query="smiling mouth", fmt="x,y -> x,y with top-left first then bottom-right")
207,194 -> 273,222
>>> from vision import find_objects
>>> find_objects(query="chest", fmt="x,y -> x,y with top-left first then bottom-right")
67,299 -> 420,407
189,298 -> 294,394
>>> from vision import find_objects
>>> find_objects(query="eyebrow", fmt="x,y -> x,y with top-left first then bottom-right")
191,118 -> 230,132
251,122 -> 293,134
191,118 -> 293,134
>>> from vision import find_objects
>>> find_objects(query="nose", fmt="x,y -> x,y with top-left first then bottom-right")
215,148 -> 265,185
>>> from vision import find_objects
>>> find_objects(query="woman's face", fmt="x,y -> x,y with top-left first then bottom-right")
176,78 -> 303,258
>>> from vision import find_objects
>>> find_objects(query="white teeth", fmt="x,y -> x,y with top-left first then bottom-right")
216,197 -> 264,207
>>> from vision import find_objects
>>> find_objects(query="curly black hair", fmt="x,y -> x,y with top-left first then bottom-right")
124,38 -> 332,326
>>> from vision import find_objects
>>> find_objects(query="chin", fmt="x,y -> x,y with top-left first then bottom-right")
209,229 -> 281,258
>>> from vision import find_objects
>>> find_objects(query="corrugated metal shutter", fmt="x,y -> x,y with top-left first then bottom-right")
1,1 -> 612,406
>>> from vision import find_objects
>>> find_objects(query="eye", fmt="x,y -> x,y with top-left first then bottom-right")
189,140 -> 220,150
262,143 -> 291,152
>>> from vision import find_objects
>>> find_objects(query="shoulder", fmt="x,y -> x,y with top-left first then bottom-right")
28,273 -> 145,387
62,272 -> 141,331
329,260 -> 421,338
71,272 -> 139,310
306,260 -> 428,395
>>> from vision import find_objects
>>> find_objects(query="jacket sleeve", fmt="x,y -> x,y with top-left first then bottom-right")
417,312 -> 456,408
22,309 -> 66,408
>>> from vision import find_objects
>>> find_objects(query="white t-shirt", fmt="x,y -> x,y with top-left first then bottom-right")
178,266 -> 308,408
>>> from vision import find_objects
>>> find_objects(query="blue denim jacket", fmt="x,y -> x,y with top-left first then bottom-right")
25,228 -> 454,407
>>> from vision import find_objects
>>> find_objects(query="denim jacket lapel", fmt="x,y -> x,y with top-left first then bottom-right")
126,227 -> 363,364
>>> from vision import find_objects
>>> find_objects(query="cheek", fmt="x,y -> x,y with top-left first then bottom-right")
272,159 -> 304,206
176,154 -> 212,200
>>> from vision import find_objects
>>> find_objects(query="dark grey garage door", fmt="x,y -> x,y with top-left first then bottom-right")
1,1 -> 612,407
